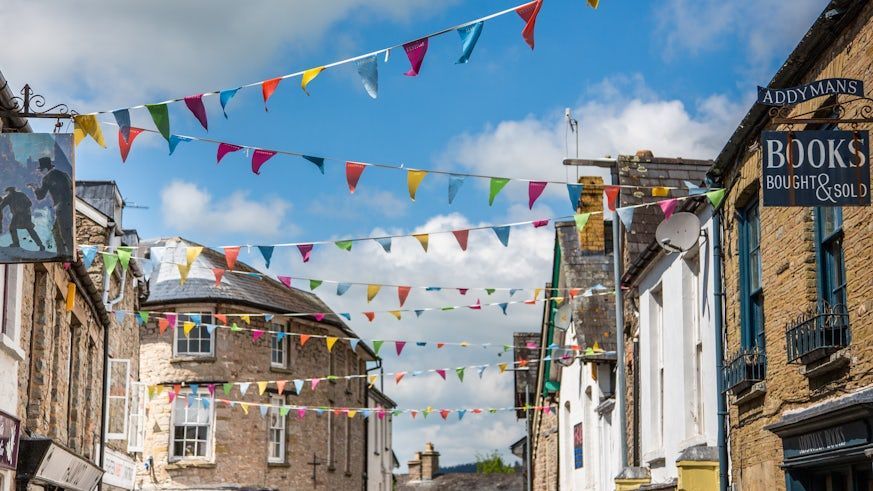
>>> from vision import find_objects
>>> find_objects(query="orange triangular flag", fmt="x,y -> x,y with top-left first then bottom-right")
158,317 -> 170,334
364,312 -> 375,322
276,380 -> 287,395
215,314 -> 227,325
262,77 -> 282,110
300,334 -> 311,347
212,268 -> 224,287
224,246 -> 240,270
398,286 -> 411,307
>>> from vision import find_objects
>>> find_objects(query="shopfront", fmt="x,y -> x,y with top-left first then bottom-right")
15,438 -> 102,491
767,388 -> 873,491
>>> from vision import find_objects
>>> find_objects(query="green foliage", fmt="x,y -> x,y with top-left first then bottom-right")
474,450 -> 515,474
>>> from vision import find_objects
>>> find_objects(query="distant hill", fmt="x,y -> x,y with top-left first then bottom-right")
438,463 -> 477,474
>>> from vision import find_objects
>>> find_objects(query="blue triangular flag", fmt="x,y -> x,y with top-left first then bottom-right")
337,283 -> 352,296
416,342 -> 427,347
426,287 -> 442,292
219,88 -> 240,118
293,380 -> 304,394
684,180 -> 707,196
187,396 -> 196,407
355,55 -> 378,99
492,226 -> 510,247
303,155 -> 326,174
276,331 -> 285,343
114,311 -> 126,325
499,303 -> 509,315
315,408 -> 325,416
509,289 -> 521,297
258,246 -> 275,269
190,384 -> 200,396
80,245 -> 98,269
205,324 -> 217,335
616,207 -> 635,229
360,409 -> 371,419
477,366 -> 487,378
201,398 -> 210,409
457,409 -> 467,421
456,22 -> 484,64
414,310 -> 425,317
168,135 -> 192,155
448,175 -> 466,204
264,314 -> 274,322
189,314 -> 202,325
375,237 -> 392,253
259,405 -> 269,417
340,313 -> 351,321
567,184 -> 583,211
113,109 -> 131,141
349,338 -> 360,352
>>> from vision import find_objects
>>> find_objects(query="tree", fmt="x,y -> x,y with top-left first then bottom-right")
475,451 -> 515,474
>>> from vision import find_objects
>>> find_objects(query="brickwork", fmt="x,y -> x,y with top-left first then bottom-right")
531,410 -> 558,491
718,4 -> 873,489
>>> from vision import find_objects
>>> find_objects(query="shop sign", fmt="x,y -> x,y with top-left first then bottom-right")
32,442 -> 103,490
762,130 -> 870,206
0,410 -> 19,470
102,447 -> 137,490
758,78 -> 864,106
573,422 -> 584,469
783,420 -> 870,460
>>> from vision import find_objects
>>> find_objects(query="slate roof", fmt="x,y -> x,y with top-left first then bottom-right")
76,180 -> 123,220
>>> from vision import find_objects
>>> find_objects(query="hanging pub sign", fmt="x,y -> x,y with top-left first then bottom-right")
762,130 -> 870,207
757,78 -> 864,106
573,422 -> 584,469
0,410 -> 20,470
0,133 -> 75,263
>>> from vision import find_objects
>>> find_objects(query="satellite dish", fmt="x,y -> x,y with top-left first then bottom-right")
655,212 -> 701,253
554,303 -> 572,331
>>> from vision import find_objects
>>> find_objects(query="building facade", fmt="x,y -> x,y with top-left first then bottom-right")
367,387 -> 397,491
137,238 -> 378,490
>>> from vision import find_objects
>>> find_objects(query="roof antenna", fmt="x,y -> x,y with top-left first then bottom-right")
565,108 -> 580,181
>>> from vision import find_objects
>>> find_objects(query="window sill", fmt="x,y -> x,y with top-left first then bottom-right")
166,460 -> 216,470
730,381 -> 766,406
327,465 -> 336,473
643,449 -> 665,468
267,461 -> 290,468
270,366 -> 294,374
799,349 -> 850,378
344,471 -> 352,477
171,355 -> 216,364
0,334 -> 24,361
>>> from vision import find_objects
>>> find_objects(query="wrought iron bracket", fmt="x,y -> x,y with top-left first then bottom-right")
0,82 -> 77,121
768,96 -> 873,128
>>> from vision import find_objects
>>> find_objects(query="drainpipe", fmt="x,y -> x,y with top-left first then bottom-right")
612,190 -> 628,469
713,205 -> 729,491
98,224 -> 120,477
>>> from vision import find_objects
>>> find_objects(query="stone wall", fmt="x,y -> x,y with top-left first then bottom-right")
531,409 -> 558,491
719,4 -> 873,489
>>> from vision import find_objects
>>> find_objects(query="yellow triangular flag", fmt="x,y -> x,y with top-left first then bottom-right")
413,234 -> 429,252
73,115 -> 107,148
652,186 -> 670,197
186,246 -> 203,266
498,363 -> 508,374
389,310 -> 402,320
241,315 -> 251,324
533,288 -> 542,301
326,337 -> 338,352
177,263 -> 191,286
407,170 -> 428,201
592,341 -> 602,352
240,403 -> 250,415
587,0 -> 599,8
183,321 -> 195,337
301,67 -> 325,95
368,374 -> 378,387
552,296 -> 564,303
367,284 -> 381,302
347,410 -> 358,419
257,381 -> 268,395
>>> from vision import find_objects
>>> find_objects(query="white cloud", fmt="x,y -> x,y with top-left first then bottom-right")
160,179 -> 294,239
308,189 -> 409,220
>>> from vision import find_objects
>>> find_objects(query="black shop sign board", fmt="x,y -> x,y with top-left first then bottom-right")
761,130 -> 870,207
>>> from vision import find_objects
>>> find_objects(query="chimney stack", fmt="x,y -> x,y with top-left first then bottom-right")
420,442 -> 440,480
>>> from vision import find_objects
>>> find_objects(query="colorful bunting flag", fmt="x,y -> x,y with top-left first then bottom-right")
335,240 -> 353,252
492,226 -> 510,247
489,177 -> 510,206
262,77 -> 282,111
516,0 -> 543,49
706,189 -> 726,209
389,310 -> 402,320
296,244 -> 313,263
373,340 -> 384,355
116,247 -> 132,271
224,246 -> 240,270
251,149 -> 277,175
80,245 -> 98,269
293,380 -> 304,395
346,161 -> 367,193
403,38 -> 429,76
658,198 -> 679,219
183,94 -> 208,130
363,312 -> 375,322
326,337 -> 338,352
375,237 -> 392,253
300,335 -> 311,347
456,22 -> 484,64
258,246 -> 275,268
278,275 -> 292,288
349,339 -> 360,352
73,115 -> 107,148
216,143 -> 243,164
567,183 -> 583,211
252,330 -> 265,342
498,363 -> 508,374
309,279 -> 322,290
652,186 -> 670,197
145,104 -> 171,142
355,55 -> 379,99
395,372 -> 406,384
337,282 -> 352,295
103,253 -> 118,276
436,369 -> 446,380
413,234 -> 429,252
456,367 -> 465,382
367,284 -> 381,302
616,206 -> 635,229
395,341 -> 406,355
397,286 -> 411,307
113,109 -> 131,141
453,229 -> 469,251
604,185 -> 620,211
440,409 -> 450,420
168,135 -> 192,155
117,128 -> 146,163
302,155 -> 326,174
448,175 -> 466,204
219,88 -> 239,118
528,181 -> 547,209
407,170 -> 427,201
574,213 -> 591,232
301,67 -> 325,95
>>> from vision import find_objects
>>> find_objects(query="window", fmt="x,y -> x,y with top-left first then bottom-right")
650,287 -> 664,450
128,383 -> 146,452
268,395 -> 286,463
271,323 -> 288,368
105,359 -> 130,440
171,391 -> 214,460
739,198 -> 765,350
683,252 -> 704,438
174,314 -> 214,357
344,416 -> 351,474
814,207 -> 846,308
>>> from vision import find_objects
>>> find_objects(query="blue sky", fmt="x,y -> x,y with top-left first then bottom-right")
6,0 -> 825,468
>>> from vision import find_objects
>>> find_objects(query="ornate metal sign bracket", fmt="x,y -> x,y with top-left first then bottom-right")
0,82 -> 76,131
769,96 -> 873,128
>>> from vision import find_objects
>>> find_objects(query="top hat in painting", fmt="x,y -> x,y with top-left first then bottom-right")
38,157 -> 54,171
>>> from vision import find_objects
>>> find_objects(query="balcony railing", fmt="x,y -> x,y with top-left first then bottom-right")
723,348 -> 767,393
785,303 -> 850,364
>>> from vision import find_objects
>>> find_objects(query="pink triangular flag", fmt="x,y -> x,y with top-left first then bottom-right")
532,219 -> 550,228
251,149 -> 277,175
528,181 -> 547,209
252,330 -> 265,342
395,341 -> 406,356
469,299 -> 482,310
658,198 -> 679,219
118,128 -> 144,163
277,275 -> 292,288
458,288 -> 469,295
183,94 -> 208,130
403,38 -> 429,76
297,408 -> 306,419
297,244 -> 313,263
398,286 -> 411,307
453,230 -> 469,251
516,0 -> 543,49
217,143 -> 242,164
436,369 -> 446,380
314,313 -> 325,322
346,161 -> 367,193
311,378 -> 320,391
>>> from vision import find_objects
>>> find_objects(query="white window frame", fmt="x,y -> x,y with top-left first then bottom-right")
127,382 -> 147,452
172,310 -> 215,358
683,249 -> 705,439
169,390 -> 215,461
268,395 -> 286,463
0,264 -> 25,358
650,287 -> 664,450
270,323 -> 288,369
105,359 -> 130,440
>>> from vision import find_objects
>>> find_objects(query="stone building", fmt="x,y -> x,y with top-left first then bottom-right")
707,1 -> 873,489
366,387 -> 397,491
137,237 -> 378,490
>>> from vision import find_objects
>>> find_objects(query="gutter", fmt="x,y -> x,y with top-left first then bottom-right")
0,70 -> 32,133
712,200 -> 729,491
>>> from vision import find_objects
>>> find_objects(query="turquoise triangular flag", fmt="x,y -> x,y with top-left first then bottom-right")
340,313 -> 351,321
448,175 -> 466,204
499,303 -> 509,315
457,409 -> 467,421
492,226 -> 510,247
375,237 -> 392,253
567,184 -> 583,211
168,135 -> 192,155
303,155 -> 326,174
258,246 -> 275,268
337,283 -> 352,296
456,22 -> 484,64
684,180 -> 706,196
80,245 -> 98,269
219,88 -> 240,118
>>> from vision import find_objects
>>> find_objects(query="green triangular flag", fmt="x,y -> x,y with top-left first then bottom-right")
485,288 -> 495,295
137,311 -> 150,324
309,279 -> 323,290
441,306 -> 455,311
327,375 -> 339,381
372,340 -> 384,355
503,344 -> 512,352
116,247 -> 132,271
335,240 -> 353,251
456,367 -> 465,382
706,189 -> 726,209
145,103 -> 171,142
279,406 -> 290,417
488,177 -> 510,206
574,213 -> 591,232
222,383 -> 233,396
103,253 -> 118,275
231,322 -> 241,332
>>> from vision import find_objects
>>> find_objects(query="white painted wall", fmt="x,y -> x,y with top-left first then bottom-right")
0,264 -> 24,491
367,394 -> 395,491
637,210 -> 718,485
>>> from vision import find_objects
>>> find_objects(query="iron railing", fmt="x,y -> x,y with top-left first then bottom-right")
723,348 -> 767,393
786,304 -> 850,364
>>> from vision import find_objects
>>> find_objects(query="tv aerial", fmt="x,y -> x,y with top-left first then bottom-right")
655,212 -> 701,253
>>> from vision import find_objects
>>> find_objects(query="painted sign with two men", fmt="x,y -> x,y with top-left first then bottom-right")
0,133 -> 74,262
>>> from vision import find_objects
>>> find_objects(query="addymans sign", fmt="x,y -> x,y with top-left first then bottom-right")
762,130 -> 870,207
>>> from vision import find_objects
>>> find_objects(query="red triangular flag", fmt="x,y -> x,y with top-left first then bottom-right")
158,317 -> 170,335
411,411 -> 417,419
262,77 -> 282,111
217,143 -> 242,164
528,181 -> 547,209
516,0 -> 543,50
395,341 -> 406,356
346,162 -> 367,193
224,246 -> 240,270
436,343 -> 445,349
117,127 -> 145,163
604,186 -> 620,211
212,268 -> 224,287
251,149 -> 277,175
458,288 -> 469,295
363,312 -> 375,322
395,372 -> 406,384
659,198 -> 679,219
439,409 -> 450,420
183,94 -> 208,130
398,286 -> 411,307
453,230 -> 469,251
568,288 -> 581,299
214,314 -> 227,325
469,299 -> 482,310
